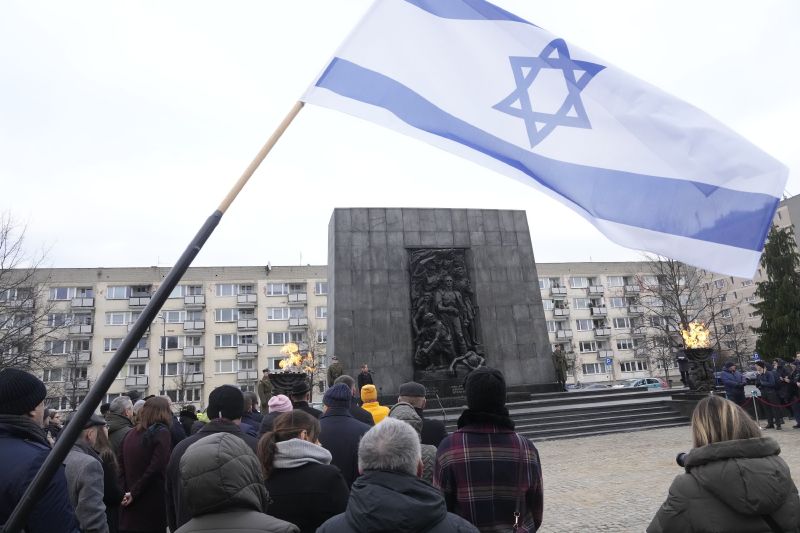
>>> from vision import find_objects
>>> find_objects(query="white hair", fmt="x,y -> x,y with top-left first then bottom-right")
358,417 -> 421,476
109,395 -> 132,415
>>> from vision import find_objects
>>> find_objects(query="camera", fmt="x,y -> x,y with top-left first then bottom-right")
676,452 -> 688,467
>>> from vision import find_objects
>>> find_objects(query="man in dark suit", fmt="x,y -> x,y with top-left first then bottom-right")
397,381 -> 447,447
333,375 -> 374,426
357,364 -> 374,395
319,384 -> 371,487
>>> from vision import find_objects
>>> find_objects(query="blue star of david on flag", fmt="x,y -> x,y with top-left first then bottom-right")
494,39 -> 605,148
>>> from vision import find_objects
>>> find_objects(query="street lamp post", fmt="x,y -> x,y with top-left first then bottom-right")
158,313 -> 166,395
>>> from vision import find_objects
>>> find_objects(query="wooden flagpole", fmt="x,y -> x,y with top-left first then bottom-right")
3,101 -> 305,533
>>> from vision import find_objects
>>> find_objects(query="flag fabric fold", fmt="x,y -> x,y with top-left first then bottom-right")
301,0 -> 787,278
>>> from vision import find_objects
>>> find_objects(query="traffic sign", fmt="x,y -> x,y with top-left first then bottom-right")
753,352 -> 760,361
605,358 -> 613,366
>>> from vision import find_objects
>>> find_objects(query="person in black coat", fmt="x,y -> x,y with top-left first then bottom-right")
165,385 -> 258,532
258,394 -> 294,436
319,384 -> 371,487
333,375 -> 374,427
398,381 -> 448,447
178,405 -> 198,436
289,381 -> 322,418
356,364 -> 374,395
258,410 -> 349,533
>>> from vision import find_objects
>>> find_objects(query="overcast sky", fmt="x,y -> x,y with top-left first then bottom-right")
1,1 -> 797,270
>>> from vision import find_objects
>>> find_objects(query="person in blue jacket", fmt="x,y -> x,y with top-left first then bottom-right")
0,368 -> 79,532
719,361 -> 746,405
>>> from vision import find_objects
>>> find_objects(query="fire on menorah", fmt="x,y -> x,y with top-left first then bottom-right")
267,342 -> 317,398
680,321 -> 715,392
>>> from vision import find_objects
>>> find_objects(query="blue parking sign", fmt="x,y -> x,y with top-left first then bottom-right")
753,352 -> 760,361
605,358 -> 613,366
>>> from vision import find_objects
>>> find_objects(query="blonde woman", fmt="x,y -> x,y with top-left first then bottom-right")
647,395 -> 800,532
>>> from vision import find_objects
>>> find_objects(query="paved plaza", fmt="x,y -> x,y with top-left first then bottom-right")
536,426 -> 800,532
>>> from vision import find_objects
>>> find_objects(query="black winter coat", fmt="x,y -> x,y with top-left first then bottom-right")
266,462 -> 349,532
166,420 -> 258,531
292,401 -> 322,419
317,470 -> 478,533
350,403 -> 375,426
319,407 -> 370,487
415,407 -> 448,447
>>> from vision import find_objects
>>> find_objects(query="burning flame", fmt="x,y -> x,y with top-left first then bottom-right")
681,321 -> 710,349
278,342 -> 317,373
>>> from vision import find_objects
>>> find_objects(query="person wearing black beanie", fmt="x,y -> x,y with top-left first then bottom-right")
0,369 -> 79,532
434,367 -> 544,532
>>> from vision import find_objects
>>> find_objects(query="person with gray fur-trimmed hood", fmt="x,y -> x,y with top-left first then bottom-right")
175,432 -> 298,533
318,417 -> 478,533
64,413 -> 109,533
388,401 -> 437,483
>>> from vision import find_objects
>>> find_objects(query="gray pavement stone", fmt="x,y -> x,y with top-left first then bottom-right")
535,426 -> 800,533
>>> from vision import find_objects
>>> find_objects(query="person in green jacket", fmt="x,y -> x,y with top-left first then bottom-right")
647,395 -> 800,532
257,369 -> 273,408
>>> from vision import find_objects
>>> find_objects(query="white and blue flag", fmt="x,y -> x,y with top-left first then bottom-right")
301,0 -> 787,278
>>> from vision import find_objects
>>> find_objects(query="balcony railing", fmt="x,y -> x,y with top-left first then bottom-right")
550,287 -> 567,297
587,285 -> 604,295
237,294 -> 257,306
288,293 -> 308,304
71,297 -> 95,308
624,285 -> 640,294
598,349 -> 614,359
66,351 -> 92,364
183,346 -> 205,359
555,329 -> 573,339
237,344 -> 258,357
65,379 -> 90,391
237,370 -> 258,381
594,327 -> 612,337
130,348 -> 150,359
631,327 -> 646,337
125,375 -> 148,388
183,320 -> 205,331
289,317 -> 309,328
184,295 -> 205,307
129,296 -> 151,307
237,319 -> 258,330
184,373 -> 204,384
68,324 -> 93,335
552,308 -> 569,320
590,307 -> 607,317
628,305 -> 645,315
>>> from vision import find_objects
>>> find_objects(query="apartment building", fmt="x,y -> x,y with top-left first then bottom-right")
34,265 -> 327,409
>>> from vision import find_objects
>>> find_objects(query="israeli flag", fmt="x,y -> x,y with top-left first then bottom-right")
301,0 -> 787,278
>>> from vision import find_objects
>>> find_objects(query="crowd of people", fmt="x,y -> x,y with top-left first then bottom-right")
1,360 -> 799,532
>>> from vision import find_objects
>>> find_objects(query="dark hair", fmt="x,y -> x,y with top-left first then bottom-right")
99,403 -> 111,416
334,374 -> 355,390
755,361 -> 767,369
136,397 -> 172,431
256,410 -> 320,479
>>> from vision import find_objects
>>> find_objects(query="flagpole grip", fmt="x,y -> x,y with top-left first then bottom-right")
218,100 -> 305,213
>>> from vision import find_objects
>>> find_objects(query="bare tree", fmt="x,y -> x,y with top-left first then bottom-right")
0,213 -> 66,374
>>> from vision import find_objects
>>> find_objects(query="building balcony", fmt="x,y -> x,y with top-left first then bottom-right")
631,327 -> 646,337
288,293 -> 308,305
65,379 -> 90,392
628,305 -> 645,315
65,351 -> 92,365
15,326 -> 33,337
552,308 -> 569,320
237,319 -> 258,330
587,285 -> 604,295
125,375 -> 148,388
183,320 -> 205,331
129,296 -> 151,307
184,372 -> 204,384
550,287 -> 568,298
68,324 -> 93,335
71,297 -> 95,308
184,295 -> 205,308
624,285 -> 640,295
289,317 -> 309,328
594,327 -> 612,337
183,346 -> 205,360
555,329 -> 573,339
237,370 -> 258,381
237,294 -> 257,306
590,307 -> 607,317
237,344 -> 258,357
130,348 -> 150,359
598,349 -> 614,359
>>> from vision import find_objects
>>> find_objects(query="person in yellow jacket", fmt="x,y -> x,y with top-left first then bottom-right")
360,384 -> 389,424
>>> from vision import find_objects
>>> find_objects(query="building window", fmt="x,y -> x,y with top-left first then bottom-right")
268,332 -> 289,345
163,311 -> 185,323
620,360 -> 648,372
239,284 -> 255,295
741,280 -> 753,287
238,334 -> 256,345
569,277 -> 589,289
607,276 -> 624,287
316,306 -> 328,319
616,339 -> 635,350
215,360 -> 236,374
582,363 -> 608,375
290,331 -> 305,343
160,362 -> 183,376
579,341 -> 597,352
609,297 -> 626,308
45,340 -> 68,354
541,299 -> 554,311
168,286 -> 185,298
239,358 -> 255,370
214,309 -> 238,322
48,313 -> 69,327
720,309 -> 732,319
315,282 -> 329,295
215,334 -> 236,348
316,330 -> 328,344
216,284 -> 236,297
723,324 -> 735,334
613,317 -> 631,329
713,279 -> 726,289
267,283 -> 289,296
538,278 -> 550,290
289,307 -> 306,319
575,319 -> 593,331
160,336 -> 184,350
128,364 -> 146,376
43,368 -> 64,382
106,286 -> 130,299
546,321 -> 557,333
267,307 -> 289,320
104,338 -> 122,352
49,287 -> 75,300
573,298 -> 591,309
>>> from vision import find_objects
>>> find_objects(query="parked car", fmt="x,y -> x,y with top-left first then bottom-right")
613,378 -> 663,389
566,382 -> 612,391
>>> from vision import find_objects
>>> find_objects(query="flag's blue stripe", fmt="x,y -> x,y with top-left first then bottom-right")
403,0 -> 533,25
315,58 -> 777,252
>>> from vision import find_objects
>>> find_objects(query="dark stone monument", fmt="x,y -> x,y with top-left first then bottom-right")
327,208 -> 556,397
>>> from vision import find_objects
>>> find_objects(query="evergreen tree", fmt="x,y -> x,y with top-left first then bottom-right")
753,225 -> 800,360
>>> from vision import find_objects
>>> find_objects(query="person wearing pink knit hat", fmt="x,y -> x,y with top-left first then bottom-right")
258,395 -> 293,436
